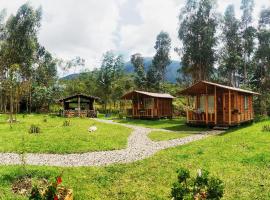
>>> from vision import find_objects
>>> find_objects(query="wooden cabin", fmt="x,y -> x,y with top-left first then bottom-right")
121,90 -> 174,119
59,94 -> 99,118
179,81 -> 259,127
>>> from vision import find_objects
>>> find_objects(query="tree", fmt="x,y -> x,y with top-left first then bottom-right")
240,0 -> 256,85
147,31 -> 171,91
97,51 -> 124,111
131,53 -> 147,90
178,0 -> 218,83
218,5 -> 242,87
252,7 -> 270,115
1,3 -> 42,114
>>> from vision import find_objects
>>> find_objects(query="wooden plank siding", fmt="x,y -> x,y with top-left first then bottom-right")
180,81 -> 258,127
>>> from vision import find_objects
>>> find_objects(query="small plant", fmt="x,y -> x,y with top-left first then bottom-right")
29,175 -> 73,200
262,125 -> 270,132
29,125 -> 41,134
43,118 -> 47,123
62,120 -> 70,127
171,168 -> 224,200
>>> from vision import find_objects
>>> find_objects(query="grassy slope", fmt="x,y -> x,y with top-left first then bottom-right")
0,114 -> 131,154
0,121 -> 270,199
115,118 -> 207,131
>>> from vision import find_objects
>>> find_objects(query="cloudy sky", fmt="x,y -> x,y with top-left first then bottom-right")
0,0 -> 269,75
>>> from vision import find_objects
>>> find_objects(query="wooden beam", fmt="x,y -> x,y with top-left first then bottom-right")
186,96 -> 189,123
205,85 -> 208,125
229,90 -> 231,125
214,86 -> 217,125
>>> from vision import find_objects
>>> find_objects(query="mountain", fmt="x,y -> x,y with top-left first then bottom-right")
125,57 -> 180,83
61,57 -> 181,83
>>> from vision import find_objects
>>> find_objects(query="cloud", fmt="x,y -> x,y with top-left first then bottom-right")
0,0 -> 269,76
118,0 -> 184,60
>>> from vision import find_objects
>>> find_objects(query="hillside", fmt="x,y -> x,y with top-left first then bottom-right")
61,58 -> 181,83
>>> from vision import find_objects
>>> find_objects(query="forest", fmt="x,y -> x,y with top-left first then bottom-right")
0,0 -> 269,118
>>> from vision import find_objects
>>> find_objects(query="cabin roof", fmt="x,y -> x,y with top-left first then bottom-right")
59,93 -> 100,102
179,81 -> 260,95
121,90 -> 175,99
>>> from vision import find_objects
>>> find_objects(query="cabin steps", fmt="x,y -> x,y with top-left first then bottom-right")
213,126 -> 229,130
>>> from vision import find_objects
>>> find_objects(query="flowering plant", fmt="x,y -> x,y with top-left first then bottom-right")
29,175 -> 65,200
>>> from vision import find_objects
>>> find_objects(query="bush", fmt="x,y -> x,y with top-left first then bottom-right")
29,125 -> 41,134
262,125 -> 270,132
62,120 -> 70,127
171,168 -> 224,200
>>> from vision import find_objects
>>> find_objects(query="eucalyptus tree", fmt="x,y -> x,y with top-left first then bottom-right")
131,53 -> 147,90
147,31 -> 171,92
252,7 -> 270,115
218,5 -> 242,87
240,0 -> 256,85
178,0 -> 218,83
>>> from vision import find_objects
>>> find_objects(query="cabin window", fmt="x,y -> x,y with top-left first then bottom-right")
144,98 -> 154,109
188,96 -> 196,109
208,95 -> 214,113
244,96 -> 249,110
199,95 -> 205,112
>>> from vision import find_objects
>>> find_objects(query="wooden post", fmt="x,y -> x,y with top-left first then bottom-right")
214,86 -> 217,125
78,96 -> 81,117
223,93 -> 225,123
205,85 -> 208,125
186,96 -> 189,123
228,90 -> 231,125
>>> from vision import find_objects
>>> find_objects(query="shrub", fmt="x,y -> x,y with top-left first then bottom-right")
262,125 -> 270,132
171,168 -> 224,200
29,125 -> 41,134
62,120 -> 70,127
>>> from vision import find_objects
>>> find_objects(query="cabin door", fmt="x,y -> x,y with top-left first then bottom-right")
223,93 -> 229,124
217,94 -> 223,124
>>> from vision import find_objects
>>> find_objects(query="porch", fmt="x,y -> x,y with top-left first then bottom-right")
180,81 -> 258,126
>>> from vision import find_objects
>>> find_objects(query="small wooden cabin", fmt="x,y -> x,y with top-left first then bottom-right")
179,81 -> 259,127
59,94 -> 99,118
121,90 -> 174,119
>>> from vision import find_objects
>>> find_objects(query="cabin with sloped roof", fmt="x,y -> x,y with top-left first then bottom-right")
59,94 -> 100,118
179,81 -> 259,127
121,90 -> 175,119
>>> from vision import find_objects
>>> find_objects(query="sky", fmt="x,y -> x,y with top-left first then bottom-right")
0,0 -> 269,76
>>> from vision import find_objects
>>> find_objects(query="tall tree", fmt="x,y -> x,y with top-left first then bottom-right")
131,53 -> 147,90
240,0 -> 256,85
97,51 -> 124,111
0,3 -> 41,117
252,7 -> 270,115
178,0 -> 218,83
147,31 -> 171,91
218,5 -> 242,87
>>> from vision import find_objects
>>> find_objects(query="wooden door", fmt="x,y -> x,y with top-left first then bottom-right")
217,94 -> 223,124
223,93 -> 229,124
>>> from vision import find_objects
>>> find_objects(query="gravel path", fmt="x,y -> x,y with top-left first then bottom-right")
0,119 -> 224,167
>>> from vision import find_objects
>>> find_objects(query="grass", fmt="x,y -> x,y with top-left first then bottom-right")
148,131 -> 192,141
0,120 -> 270,199
0,114 -> 131,154
115,118 -> 207,131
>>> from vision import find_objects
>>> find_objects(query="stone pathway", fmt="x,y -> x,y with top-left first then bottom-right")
0,119 -> 224,167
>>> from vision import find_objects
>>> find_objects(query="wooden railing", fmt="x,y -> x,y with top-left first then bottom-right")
62,110 -> 97,118
126,108 -> 155,117
187,110 -> 215,123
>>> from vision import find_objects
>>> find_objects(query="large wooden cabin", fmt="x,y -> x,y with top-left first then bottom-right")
179,81 -> 259,127
121,90 -> 174,119
59,94 -> 99,118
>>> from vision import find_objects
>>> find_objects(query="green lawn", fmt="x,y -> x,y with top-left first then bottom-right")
0,120 -> 270,199
0,114 -> 131,154
115,118 -> 207,131
148,130 -> 193,141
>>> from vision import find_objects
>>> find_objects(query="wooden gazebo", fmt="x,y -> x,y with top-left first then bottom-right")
121,90 -> 174,119
179,81 -> 259,127
59,94 -> 99,118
